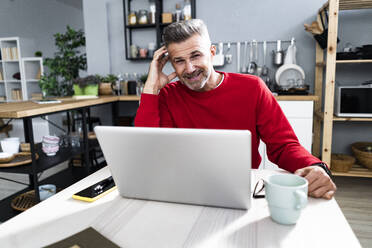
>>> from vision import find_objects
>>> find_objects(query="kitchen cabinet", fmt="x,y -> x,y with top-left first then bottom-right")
259,100 -> 314,169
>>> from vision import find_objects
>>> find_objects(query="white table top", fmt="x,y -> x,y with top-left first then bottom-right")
0,167 -> 361,248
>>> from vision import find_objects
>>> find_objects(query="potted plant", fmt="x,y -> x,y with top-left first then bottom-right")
73,75 -> 100,96
98,74 -> 118,95
39,26 -> 86,97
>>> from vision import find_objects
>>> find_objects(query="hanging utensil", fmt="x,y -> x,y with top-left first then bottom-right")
241,41 -> 248,73
262,41 -> 269,77
225,42 -> 233,64
273,40 -> 284,66
255,40 -> 263,76
248,40 -> 257,74
236,42 -> 241,72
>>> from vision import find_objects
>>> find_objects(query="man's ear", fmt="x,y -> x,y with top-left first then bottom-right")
210,45 -> 216,57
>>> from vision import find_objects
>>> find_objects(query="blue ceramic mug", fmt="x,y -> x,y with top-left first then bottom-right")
265,174 -> 308,225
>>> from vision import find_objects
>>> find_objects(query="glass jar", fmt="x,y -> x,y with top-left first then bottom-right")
138,10 -> 148,25
128,11 -> 137,25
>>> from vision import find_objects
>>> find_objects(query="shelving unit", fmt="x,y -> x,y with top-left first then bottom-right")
123,0 -> 196,60
0,38 -> 43,102
0,37 -> 24,102
21,57 -> 44,100
312,0 -> 372,177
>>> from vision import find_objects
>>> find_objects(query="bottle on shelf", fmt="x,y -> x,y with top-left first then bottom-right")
149,0 -> 156,24
175,3 -> 182,22
183,0 -> 192,21
121,73 -> 129,96
113,74 -> 122,96
136,74 -> 145,96
128,11 -> 137,25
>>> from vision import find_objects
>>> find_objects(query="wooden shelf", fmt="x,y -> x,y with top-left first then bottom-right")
320,0 -> 372,11
315,114 -> 372,122
126,24 -> 156,29
317,59 -> 372,66
274,95 -> 319,101
127,57 -> 152,61
336,59 -> 372,63
332,164 -> 372,178
333,116 -> 372,121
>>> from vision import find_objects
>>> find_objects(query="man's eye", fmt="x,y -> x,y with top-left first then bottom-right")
175,60 -> 184,64
192,54 -> 200,59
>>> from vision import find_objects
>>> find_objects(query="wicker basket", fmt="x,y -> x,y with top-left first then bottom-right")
99,82 -> 113,95
331,153 -> 355,172
351,142 -> 372,170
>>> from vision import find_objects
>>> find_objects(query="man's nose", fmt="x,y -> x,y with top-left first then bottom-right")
185,61 -> 195,73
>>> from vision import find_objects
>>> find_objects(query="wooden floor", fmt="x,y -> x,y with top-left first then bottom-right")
333,176 -> 372,248
0,170 -> 371,247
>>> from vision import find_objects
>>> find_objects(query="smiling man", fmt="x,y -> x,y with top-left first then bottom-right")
135,19 -> 336,199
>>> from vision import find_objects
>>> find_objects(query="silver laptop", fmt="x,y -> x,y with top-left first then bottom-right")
94,126 -> 252,210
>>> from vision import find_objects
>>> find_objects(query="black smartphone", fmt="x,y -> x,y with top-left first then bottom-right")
72,176 -> 116,202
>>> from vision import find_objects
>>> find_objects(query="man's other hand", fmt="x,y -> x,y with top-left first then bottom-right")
295,166 -> 337,200
143,46 -> 177,95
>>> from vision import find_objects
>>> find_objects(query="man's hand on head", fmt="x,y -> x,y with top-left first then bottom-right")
143,46 -> 177,95
295,166 -> 337,200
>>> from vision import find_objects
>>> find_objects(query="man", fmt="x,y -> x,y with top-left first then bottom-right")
135,19 -> 336,199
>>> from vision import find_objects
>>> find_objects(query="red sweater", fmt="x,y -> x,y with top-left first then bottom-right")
135,72 -> 321,172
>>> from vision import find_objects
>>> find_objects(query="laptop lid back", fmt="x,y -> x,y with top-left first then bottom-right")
95,126 -> 252,209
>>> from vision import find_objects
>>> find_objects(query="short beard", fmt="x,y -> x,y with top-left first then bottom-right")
182,67 -> 212,91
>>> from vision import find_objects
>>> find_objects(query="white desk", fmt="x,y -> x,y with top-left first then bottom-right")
0,167 -> 361,248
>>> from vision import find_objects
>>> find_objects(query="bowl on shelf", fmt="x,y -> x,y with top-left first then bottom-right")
351,142 -> 372,170
331,153 -> 355,173
42,135 -> 60,156
0,137 -> 20,155
0,152 -> 15,163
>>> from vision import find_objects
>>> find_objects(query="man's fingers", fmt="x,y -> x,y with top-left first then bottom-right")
310,187 -> 335,199
307,176 -> 323,193
295,166 -> 337,200
323,190 -> 335,200
167,72 -> 177,82
309,185 -> 329,198
159,54 -> 169,70
153,46 -> 167,61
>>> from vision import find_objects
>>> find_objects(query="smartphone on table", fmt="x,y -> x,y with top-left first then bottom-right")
72,176 -> 116,202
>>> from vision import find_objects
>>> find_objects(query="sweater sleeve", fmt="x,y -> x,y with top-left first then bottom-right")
134,93 -> 175,127
255,78 -> 321,172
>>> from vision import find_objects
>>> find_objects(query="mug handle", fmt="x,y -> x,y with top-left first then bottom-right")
294,190 -> 307,210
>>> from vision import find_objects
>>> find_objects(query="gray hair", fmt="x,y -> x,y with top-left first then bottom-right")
163,19 -> 211,47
